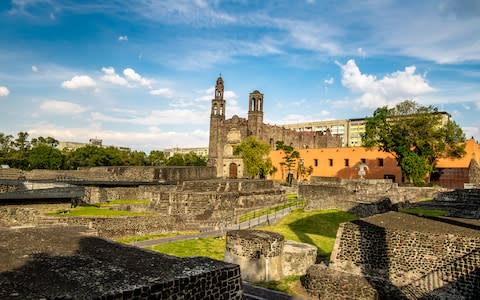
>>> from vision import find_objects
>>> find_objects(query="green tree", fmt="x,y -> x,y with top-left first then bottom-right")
29,143 -> 63,169
233,136 -> 273,179
362,100 -> 465,185
183,151 -> 207,166
69,145 -> 123,168
276,141 -> 300,185
147,150 -> 168,166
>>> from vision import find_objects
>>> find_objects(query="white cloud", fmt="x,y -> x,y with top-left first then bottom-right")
27,124 -> 209,151
149,88 -> 174,97
0,86 -> 9,96
91,109 -> 208,126
357,47 -> 366,57
319,110 -> 330,117
101,67 -> 128,86
337,59 -> 435,109
39,100 -> 89,115
118,35 -> 128,41
123,68 -> 152,88
31,65 -> 38,72
463,126 -> 480,141
324,77 -> 334,85
61,75 -> 97,90
49,12 -> 55,20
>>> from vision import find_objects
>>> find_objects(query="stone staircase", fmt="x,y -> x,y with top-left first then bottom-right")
400,249 -> 480,298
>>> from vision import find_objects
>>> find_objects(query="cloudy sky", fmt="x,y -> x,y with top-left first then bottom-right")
1,0 -> 479,152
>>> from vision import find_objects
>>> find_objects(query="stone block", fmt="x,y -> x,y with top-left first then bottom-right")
282,240 -> 317,277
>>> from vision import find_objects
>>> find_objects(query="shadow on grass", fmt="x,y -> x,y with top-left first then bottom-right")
286,210 -> 357,257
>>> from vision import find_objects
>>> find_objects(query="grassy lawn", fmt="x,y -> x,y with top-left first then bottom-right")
99,199 -> 150,207
116,231 -> 199,244
48,203 -> 152,217
147,207 -> 356,296
149,237 -> 226,261
400,207 -> 448,217
259,209 -> 357,258
252,276 -> 301,295
238,199 -> 305,223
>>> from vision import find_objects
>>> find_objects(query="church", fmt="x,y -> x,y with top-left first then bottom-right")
208,76 -> 342,178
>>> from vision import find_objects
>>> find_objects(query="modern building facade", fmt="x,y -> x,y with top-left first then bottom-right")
163,147 -> 209,158
283,112 -> 451,148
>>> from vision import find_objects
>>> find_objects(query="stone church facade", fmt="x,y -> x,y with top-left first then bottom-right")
208,76 -> 342,178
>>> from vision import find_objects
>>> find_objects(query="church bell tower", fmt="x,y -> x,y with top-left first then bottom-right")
208,76 -> 226,176
247,90 -> 264,137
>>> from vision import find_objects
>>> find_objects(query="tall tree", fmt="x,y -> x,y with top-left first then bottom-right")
29,143 -> 63,169
276,141 -> 300,185
148,150 -> 168,166
362,100 -> 465,185
233,136 -> 273,179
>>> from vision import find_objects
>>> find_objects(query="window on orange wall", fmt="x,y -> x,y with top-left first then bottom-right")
314,159 -> 318,167
361,158 -> 366,163
329,159 -> 333,167
344,159 -> 349,167
378,158 -> 384,167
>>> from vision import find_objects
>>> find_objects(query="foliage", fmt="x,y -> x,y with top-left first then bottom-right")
275,141 -> 300,184
166,152 -> 207,166
148,150 -> 168,166
0,131 -> 207,170
29,143 -> 63,169
362,100 -> 465,184
233,136 -> 273,178
149,236 -> 226,260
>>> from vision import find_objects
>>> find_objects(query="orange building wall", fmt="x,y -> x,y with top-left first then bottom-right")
269,147 -> 402,182
436,139 -> 480,169
269,139 -> 480,184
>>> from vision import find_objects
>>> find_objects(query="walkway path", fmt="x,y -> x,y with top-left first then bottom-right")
131,205 -> 299,248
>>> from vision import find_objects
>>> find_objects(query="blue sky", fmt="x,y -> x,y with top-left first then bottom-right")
1,0 -> 479,152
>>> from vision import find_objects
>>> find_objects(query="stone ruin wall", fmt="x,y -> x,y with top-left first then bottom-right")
222,116 -> 342,151
16,166 -> 216,183
304,212 -> 480,299
299,179 -> 444,216
52,215 -> 191,239
224,230 -> 317,282
332,221 -> 480,285
0,226 -> 244,300
149,179 -> 286,228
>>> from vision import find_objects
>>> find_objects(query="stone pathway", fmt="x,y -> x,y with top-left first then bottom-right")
131,206 -> 297,248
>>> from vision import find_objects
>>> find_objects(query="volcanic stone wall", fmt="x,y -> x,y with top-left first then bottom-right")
21,166 -> 216,183
51,215 -> 189,239
0,226 -> 243,299
300,179 -> 442,216
149,179 -> 286,228
321,212 -> 480,298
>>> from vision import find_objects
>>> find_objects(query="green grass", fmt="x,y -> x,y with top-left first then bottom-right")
147,207 -> 356,296
49,203 -> 152,217
116,231 -> 199,244
99,199 -> 150,207
238,194 -> 304,223
149,237 -> 226,261
238,200 -> 305,223
259,209 -> 357,258
400,207 -> 448,217
253,275 -> 301,295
